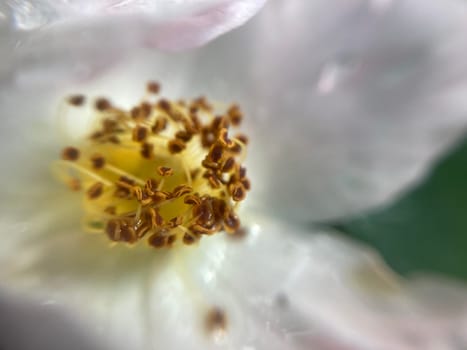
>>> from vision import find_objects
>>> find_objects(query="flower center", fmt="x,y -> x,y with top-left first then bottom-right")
54,82 -> 250,249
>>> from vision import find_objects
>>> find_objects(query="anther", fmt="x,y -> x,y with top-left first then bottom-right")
152,117 -> 168,134
227,104 -> 243,126
205,307 -> 227,335
235,134 -> 249,145
221,157 -> 235,173
141,142 -> 154,159
168,139 -> 186,154
87,182 -> 104,200
147,81 -> 160,94
230,183 -> 246,202
95,98 -> 112,111
157,99 -> 171,113
68,178 -> 81,191
90,154 -> 106,170
158,166 -> 174,177
183,233 -> 198,245
209,143 -> 224,163
133,126 -> 149,142
62,147 -> 80,161
175,130 -> 193,142
148,234 -> 167,248
67,94 -> 85,106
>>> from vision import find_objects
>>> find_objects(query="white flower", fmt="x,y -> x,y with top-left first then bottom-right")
1,1 -> 467,350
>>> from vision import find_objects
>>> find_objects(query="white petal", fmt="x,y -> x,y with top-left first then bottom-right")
1,0 -> 266,86
230,0 -> 467,221
2,198 -> 467,350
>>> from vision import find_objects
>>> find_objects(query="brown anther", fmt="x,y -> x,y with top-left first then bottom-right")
223,210 -> 240,233
147,81 -> 160,94
106,219 -> 121,241
102,118 -> 117,133
239,167 -> 247,179
62,147 -> 80,161
184,194 -> 201,206
227,104 -> 243,126
145,178 -> 158,193
135,223 -> 151,239
68,178 -> 81,191
90,154 -> 105,170
207,175 -> 221,189
183,233 -> 198,245
175,130 -> 193,142
190,169 -> 200,180
104,206 -> 116,215
221,157 -> 235,173
152,190 -> 170,202
130,106 -> 141,119
209,143 -> 224,163
87,182 -> 104,200
148,234 -> 167,248
211,116 -> 229,131
90,131 -> 104,140
132,186 -> 143,201
157,99 -> 171,113
205,307 -> 227,334
117,176 -> 135,188
241,178 -> 251,191
132,126 -> 148,142
230,183 -> 246,202
140,102 -> 152,118
194,200 -> 214,225
218,128 -> 232,147
228,141 -> 242,154
141,142 -> 154,159
168,110 -> 184,122
193,96 -> 212,111
202,159 -> 220,171
191,223 -> 216,235
108,135 -> 120,144
67,94 -> 85,106
158,166 -> 173,177
152,117 -> 168,134
169,216 -> 183,228
120,224 -> 137,243
95,98 -> 111,111
168,139 -> 186,154
212,199 -> 227,218
148,208 -> 164,227
172,185 -> 193,198
189,105 -> 198,114
235,134 -> 249,145
167,234 -> 177,245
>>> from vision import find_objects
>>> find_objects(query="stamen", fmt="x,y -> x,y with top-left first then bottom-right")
57,82 -> 251,249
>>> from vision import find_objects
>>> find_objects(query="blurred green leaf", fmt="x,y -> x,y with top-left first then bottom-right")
333,136 -> 467,280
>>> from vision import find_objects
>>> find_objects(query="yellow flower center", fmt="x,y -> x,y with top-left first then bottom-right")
54,81 -> 250,249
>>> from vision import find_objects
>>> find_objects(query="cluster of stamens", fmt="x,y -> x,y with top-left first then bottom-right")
56,81 -> 250,249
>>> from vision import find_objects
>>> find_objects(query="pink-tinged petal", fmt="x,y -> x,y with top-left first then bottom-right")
2,0 -> 266,86
142,0 -> 268,51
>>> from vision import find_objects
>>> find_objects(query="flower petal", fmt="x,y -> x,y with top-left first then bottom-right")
2,0 -> 266,86
231,0 -> 467,221
2,199 -> 467,349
